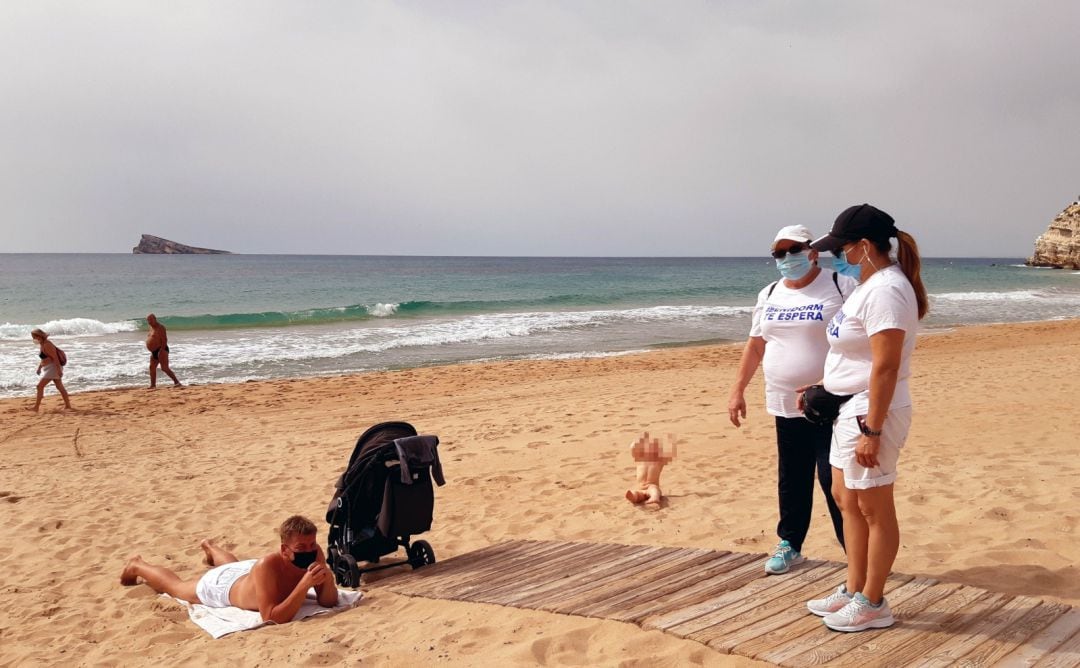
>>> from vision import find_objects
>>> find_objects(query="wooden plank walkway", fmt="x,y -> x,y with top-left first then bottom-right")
372,540 -> 1080,667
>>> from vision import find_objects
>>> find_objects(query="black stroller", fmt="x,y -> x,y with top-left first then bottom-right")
325,421 -> 446,587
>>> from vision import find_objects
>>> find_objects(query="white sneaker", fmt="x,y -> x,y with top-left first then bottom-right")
823,592 -> 895,632
806,584 -> 853,617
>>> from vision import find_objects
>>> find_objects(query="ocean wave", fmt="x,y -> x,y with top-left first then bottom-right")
139,295 -> 748,331
517,349 -> 651,361
0,318 -> 140,341
145,301 -> 485,330
0,303 -> 752,397
156,304 -> 378,330
369,303 -> 399,317
930,290 -> 1078,303
144,305 -> 752,365
317,305 -> 751,357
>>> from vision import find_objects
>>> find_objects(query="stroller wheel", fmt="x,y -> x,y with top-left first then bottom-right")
331,547 -> 362,588
407,540 -> 436,569
342,553 -> 361,587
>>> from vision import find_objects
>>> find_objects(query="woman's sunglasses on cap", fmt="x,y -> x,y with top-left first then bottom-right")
771,243 -> 808,259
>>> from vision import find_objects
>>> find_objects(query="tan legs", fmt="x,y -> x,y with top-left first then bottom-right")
53,379 -> 72,409
119,555 -> 200,604
200,539 -> 239,567
121,538 -> 237,604
625,483 -> 662,510
832,468 -> 898,604
31,378 -> 72,411
150,351 -> 181,388
857,485 -> 898,603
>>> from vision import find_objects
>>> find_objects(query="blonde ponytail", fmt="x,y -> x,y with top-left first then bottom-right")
895,231 -> 928,319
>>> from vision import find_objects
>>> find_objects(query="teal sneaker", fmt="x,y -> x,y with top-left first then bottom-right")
764,540 -> 805,574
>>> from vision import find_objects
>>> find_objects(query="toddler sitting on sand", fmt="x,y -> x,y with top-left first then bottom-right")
625,432 -> 676,510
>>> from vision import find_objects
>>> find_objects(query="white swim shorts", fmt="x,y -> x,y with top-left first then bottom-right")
195,559 -> 257,608
40,362 -> 60,381
830,405 -> 912,489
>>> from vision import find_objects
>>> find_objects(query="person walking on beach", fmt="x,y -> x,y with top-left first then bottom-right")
145,313 -> 181,388
120,515 -> 338,623
802,204 -> 927,632
729,225 -> 854,574
30,328 -> 72,412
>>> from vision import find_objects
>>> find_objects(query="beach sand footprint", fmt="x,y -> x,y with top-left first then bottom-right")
300,650 -> 349,666
529,627 -> 594,664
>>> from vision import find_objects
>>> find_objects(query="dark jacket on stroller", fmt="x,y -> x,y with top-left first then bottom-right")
325,421 -> 445,587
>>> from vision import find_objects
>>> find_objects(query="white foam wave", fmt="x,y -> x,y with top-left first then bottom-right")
0,304 -> 751,397
931,290 -> 1056,302
519,349 -> 651,361
369,303 -> 400,317
0,318 -> 140,340
265,304 -> 750,359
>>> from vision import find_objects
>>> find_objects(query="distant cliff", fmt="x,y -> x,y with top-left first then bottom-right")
132,235 -> 232,255
1028,199 -> 1080,269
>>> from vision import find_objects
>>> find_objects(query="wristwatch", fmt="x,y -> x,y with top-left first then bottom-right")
859,421 -> 882,437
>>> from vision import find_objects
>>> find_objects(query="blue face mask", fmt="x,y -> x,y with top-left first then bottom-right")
775,252 -> 812,280
832,245 -> 863,280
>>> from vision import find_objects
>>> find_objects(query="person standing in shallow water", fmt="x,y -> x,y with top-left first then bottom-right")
728,225 -> 853,575
30,328 -> 72,412
145,313 -> 181,388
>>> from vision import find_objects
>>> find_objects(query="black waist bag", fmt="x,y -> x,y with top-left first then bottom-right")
802,385 -> 853,426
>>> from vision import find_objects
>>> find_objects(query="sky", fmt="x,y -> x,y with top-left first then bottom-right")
2,1 -> 1079,256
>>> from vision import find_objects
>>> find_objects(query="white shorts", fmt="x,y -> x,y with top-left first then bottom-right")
40,362 -> 60,381
195,559 -> 256,608
830,405 -> 912,489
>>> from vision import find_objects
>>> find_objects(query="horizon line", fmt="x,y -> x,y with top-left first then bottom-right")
0,252 -> 1032,260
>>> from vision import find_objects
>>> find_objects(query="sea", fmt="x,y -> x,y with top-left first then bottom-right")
1,254 -> 1077,398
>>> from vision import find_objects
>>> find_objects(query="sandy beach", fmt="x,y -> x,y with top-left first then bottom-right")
2,318 -> 1078,667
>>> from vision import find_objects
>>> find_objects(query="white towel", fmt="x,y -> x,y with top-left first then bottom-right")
163,588 -> 363,639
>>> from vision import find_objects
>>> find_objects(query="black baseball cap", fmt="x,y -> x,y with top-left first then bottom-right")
810,204 -> 898,253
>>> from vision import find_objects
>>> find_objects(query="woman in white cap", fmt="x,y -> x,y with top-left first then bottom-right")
802,203 -> 928,632
30,328 -> 72,412
728,225 -> 855,575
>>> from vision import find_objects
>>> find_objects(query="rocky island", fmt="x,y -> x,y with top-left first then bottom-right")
132,234 -> 232,255
1027,198 -> 1080,269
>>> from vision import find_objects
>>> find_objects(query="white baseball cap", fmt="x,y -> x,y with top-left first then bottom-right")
772,225 -> 814,249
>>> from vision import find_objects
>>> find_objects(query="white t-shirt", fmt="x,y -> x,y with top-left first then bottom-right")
749,269 -> 856,417
823,264 -> 919,416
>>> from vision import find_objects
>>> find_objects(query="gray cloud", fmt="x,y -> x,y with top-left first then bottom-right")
2,1 -> 1078,255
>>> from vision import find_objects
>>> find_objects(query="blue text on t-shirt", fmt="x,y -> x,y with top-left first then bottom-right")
763,303 -> 825,322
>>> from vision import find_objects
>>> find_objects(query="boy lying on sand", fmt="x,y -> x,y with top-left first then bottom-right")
120,515 -> 337,623
625,432 -> 676,510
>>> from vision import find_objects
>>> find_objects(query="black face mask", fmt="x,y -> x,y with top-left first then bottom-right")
291,550 -> 317,569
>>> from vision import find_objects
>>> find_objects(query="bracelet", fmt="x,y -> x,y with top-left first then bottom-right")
859,422 -> 882,437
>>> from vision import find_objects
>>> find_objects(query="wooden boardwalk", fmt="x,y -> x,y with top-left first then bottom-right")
373,540 -> 1080,667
